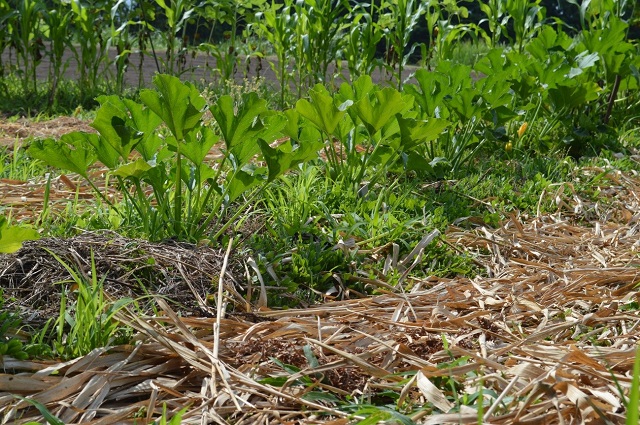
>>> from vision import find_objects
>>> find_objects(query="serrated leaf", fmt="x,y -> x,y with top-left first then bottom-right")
91,96 -> 141,160
27,137 -> 95,178
258,138 -> 320,182
296,84 -> 350,135
211,93 -> 272,166
182,126 -> 219,165
548,82 -> 601,110
140,74 -> 207,140
226,168 -> 266,202
354,87 -> 405,135
397,116 -> 449,151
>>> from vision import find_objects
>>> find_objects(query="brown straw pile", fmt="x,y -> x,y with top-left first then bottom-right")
1,162 -> 640,423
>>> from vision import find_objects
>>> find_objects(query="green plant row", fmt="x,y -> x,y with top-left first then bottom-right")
1,0 -> 637,112
25,10 -> 640,241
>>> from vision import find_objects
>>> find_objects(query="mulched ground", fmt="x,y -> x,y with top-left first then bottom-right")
0,116 -> 94,147
1,55 -> 640,423
1,124 -> 640,423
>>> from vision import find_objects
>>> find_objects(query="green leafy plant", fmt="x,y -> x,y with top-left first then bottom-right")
505,0 -> 544,53
383,0 -> 426,90
344,1 -> 385,82
253,0 -> 295,108
0,0 -> 15,83
626,347 -> 640,424
10,0 -> 44,95
0,216 -> 39,253
107,0 -> 134,93
46,249 -> 133,359
154,403 -> 190,425
154,0 -> 195,76
197,0 -> 264,81
0,289 -> 29,361
293,0 -> 348,89
42,1 -> 72,108
28,74 -> 318,241
69,0 -> 111,99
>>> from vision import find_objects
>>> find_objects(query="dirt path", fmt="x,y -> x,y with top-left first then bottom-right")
1,46 -> 410,91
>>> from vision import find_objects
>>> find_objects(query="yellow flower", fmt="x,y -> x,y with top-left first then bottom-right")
517,122 -> 528,138
505,141 -> 513,153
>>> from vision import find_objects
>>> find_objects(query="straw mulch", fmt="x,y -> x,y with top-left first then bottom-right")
1,165 -> 640,424
0,117 -> 94,147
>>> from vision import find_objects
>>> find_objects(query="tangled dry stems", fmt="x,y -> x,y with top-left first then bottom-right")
0,165 -> 639,424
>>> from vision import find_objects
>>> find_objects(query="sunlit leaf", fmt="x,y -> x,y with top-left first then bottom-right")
0,217 -> 39,254
27,136 -> 95,178
140,74 -> 207,140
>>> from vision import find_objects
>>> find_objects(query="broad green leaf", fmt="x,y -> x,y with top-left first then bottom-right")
258,138 -> 320,182
354,87 -> 405,135
65,132 -> 119,169
113,158 -> 153,179
548,82 -> 601,110
475,49 -> 516,79
568,51 -> 600,78
478,74 -> 513,109
282,109 -> 323,145
447,87 -> 482,120
226,167 -> 266,202
91,97 -> 141,160
0,217 -> 39,254
140,74 -> 207,140
368,145 -> 395,167
404,151 -> 435,175
182,126 -> 219,165
397,116 -> 450,151
486,106 -> 519,126
229,112 -> 287,165
27,137 -> 95,178
123,98 -> 163,161
404,69 -> 452,119
296,84 -> 351,136
211,93 -> 272,166
92,96 -> 163,163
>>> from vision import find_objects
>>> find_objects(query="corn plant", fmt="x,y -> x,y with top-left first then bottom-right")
42,2 -> 72,108
108,0 -> 134,93
382,0 -> 426,90
69,0 -> 111,98
479,0 -> 509,48
427,0 -> 480,64
10,0 -> 44,95
0,0 -> 15,81
505,0 -> 544,53
197,0 -> 263,81
293,0 -> 348,93
344,1 -> 386,82
154,0 -> 195,76
253,0 -> 296,109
